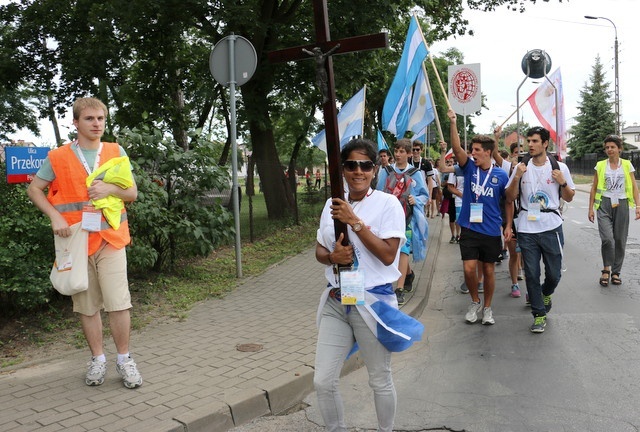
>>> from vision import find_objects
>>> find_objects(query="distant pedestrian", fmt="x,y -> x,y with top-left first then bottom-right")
315,169 -> 322,189
27,97 -> 143,389
588,134 -> 640,286
314,138 -> 423,432
506,126 -> 575,333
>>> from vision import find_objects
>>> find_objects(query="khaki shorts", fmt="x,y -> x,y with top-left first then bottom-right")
72,242 -> 132,316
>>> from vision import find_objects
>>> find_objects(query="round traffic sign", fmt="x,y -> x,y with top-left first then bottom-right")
209,35 -> 257,87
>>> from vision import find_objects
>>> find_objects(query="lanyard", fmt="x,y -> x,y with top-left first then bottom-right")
474,164 -> 493,202
74,141 -> 103,175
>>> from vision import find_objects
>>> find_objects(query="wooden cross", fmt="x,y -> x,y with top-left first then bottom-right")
268,0 -> 388,244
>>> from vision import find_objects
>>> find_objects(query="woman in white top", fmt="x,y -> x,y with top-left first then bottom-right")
314,138 -> 423,432
588,135 -> 640,286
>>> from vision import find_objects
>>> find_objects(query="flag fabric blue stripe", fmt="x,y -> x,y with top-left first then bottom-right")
382,16 -> 429,138
377,129 -> 389,152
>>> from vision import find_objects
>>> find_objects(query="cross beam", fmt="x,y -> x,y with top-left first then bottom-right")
268,0 -> 388,244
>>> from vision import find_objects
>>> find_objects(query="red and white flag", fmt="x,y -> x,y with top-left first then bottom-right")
526,68 -> 566,158
444,148 -> 454,160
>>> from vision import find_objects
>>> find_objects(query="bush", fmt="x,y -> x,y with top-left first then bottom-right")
119,126 -> 234,272
0,165 -> 55,312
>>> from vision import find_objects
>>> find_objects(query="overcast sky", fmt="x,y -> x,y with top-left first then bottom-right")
434,0 -> 639,134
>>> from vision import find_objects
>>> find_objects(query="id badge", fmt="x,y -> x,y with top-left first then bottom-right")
82,205 -> 102,232
527,202 -> 541,221
339,269 -> 365,305
470,203 -> 483,223
611,196 -> 619,208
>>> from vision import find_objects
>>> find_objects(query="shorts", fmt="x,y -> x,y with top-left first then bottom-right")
72,242 -> 132,316
458,227 -> 502,263
400,227 -> 413,255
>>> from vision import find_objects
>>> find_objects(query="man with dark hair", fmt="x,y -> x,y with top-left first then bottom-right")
447,110 -> 510,325
410,140 -> 436,203
506,126 -> 575,333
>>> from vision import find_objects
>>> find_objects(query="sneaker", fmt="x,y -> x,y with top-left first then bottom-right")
404,271 -> 415,293
543,295 -> 552,312
449,236 -> 456,244
460,281 -> 469,294
455,235 -> 460,243
116,357 -> 143,389
525,293 -> 531,306
478,282 -> 484,293
501,249 -> 508,259
530,316 -> 547,333
517,272 -> 524,281
85,357 -> 107,386
482,307 -> 495,325
510,284 -> 521,298
496,253 -> 503,264
395,289 -> 406,306
465,301 -> 482,323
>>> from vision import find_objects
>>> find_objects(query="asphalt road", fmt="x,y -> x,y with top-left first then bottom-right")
234,188 -> 640,431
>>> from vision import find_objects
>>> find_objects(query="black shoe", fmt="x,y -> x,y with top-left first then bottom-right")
404,271 -> 415,292
496,253 -> 503,264
395,289 -> 406,306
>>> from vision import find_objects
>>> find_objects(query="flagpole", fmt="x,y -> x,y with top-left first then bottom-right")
498,98 -> 528,129
421,63 -> 444,143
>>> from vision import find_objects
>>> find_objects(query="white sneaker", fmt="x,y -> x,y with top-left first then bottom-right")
85,357 -> 107,386
116,357 -> 143,389
465,302 -> 482,323
478,282 -> 484,293
482,307 -> 495,325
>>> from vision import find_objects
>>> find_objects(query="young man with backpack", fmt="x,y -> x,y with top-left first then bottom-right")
505,126 -> 575,333
376,138 -> 429,305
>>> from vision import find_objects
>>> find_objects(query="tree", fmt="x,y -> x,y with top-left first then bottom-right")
1,0 -> 563,220
568,55 -> 616,159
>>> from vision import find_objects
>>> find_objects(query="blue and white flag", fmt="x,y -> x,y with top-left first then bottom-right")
382,15 -> 429,138
312,86 -> 366,153
377,129 -> 389,152
407,66 -> 435,136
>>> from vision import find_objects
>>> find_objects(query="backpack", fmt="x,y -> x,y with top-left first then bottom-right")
516,152 -> 562,217
383,165 -> 418,226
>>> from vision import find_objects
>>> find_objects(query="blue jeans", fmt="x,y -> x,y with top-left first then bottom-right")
518,226 -> 564,317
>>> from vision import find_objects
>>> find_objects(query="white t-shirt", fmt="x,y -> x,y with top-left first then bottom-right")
447,172 -> 465,207
596,160 -> 636,199
317,189 -> 406,288
507,158 -> 575,233
499,159 -> 513,176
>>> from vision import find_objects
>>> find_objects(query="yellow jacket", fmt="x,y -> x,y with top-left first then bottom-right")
85,156 -> 134,230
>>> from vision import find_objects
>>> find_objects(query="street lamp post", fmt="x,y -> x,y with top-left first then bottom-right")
585,15 -> 620,135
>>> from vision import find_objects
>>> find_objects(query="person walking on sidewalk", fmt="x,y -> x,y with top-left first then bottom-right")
27,97 -> 143,389
447,109 -> 511,325
314,138 -> 423,432
376,138 -> 429,305
588,134 -> 640,286
505,126 -> 575,333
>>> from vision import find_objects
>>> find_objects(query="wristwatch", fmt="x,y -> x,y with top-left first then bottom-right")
351,220 -> 365,232
560,182 -> 568,188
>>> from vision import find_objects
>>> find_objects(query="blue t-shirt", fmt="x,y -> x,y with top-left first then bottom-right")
457,159 -> 509,237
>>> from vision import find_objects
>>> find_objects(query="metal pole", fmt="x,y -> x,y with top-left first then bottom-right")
228,34 -> 243,278
585,16 -> 620,135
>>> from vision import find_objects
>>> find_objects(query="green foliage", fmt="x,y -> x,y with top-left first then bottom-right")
568,56 -> 616,159
0,164 -> 54,311
119,125 -> 234,271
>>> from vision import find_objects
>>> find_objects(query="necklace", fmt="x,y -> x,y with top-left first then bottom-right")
348,188 -> 373,204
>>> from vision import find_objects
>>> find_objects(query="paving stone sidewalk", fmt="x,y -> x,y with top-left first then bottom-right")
0,218 -> 442,432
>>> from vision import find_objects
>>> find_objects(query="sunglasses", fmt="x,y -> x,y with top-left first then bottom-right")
412,148 -> 421,152
343,160 -> 375,172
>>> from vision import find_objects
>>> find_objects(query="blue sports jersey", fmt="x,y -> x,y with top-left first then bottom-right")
457,159 -> 509,237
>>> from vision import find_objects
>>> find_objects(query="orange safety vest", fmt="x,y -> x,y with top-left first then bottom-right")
47,142 -> 131,255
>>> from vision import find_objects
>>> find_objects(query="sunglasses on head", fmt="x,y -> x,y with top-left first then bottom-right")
343,160 -> 375,172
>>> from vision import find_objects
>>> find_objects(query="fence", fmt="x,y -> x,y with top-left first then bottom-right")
564,152 -> 640,179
